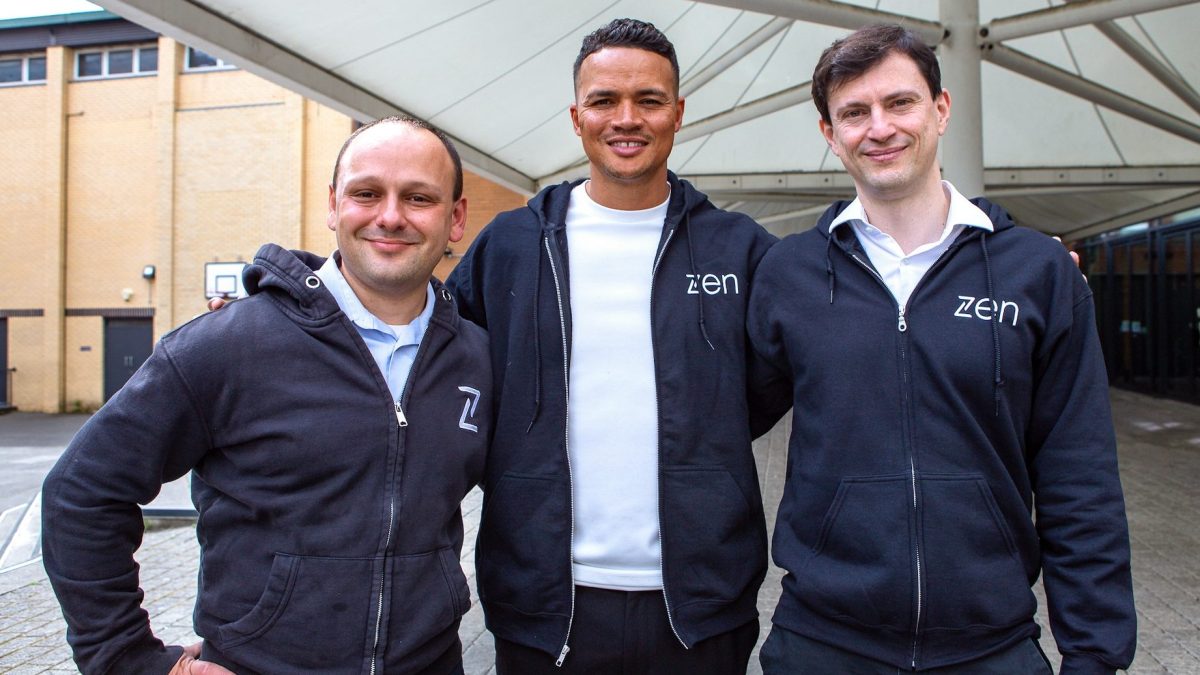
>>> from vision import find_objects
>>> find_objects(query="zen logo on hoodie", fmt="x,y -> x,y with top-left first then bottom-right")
686,273 -> 741,295
955,296 -> 1020,326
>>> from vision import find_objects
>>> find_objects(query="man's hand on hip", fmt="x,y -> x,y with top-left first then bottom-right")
169,642 -> 236,675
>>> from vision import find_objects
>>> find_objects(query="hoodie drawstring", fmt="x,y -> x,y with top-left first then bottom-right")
825,234 -> 837,304
980,233 -> 1004,415
527,231 -> 548,434
684,212 -> 715,351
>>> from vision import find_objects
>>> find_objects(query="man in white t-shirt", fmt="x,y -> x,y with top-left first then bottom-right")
447,18 -> 785,675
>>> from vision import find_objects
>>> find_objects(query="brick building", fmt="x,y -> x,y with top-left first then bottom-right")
0,11 -> 526,413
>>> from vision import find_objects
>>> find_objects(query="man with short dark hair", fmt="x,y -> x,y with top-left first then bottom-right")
446,18 -> 781,674
42,116 -> 491,675
748,24 -> 1136,674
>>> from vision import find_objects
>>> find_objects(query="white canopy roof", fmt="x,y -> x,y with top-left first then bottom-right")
98,0 -> 1200,238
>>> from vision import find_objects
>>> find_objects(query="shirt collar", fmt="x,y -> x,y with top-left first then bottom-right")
315,251 -> 435,341
828,180 -> 994,235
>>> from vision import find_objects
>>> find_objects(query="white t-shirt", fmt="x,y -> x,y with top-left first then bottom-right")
565,182 -> 669,591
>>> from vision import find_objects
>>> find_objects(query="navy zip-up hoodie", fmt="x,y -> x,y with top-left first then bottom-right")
445,173 -> 784,660
42,244 -> 491,675
747,199 -> 1136,673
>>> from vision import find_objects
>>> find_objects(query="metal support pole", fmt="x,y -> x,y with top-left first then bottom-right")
680,17 -> 793,98
939,0 -> 985,198
1094,19 -> 1200,115
985,43 -> 1200,145
981,0 -> 1194,44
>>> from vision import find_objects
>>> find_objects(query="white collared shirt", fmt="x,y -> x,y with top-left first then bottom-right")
829,181 -> 994,309
316,252 -> 435,402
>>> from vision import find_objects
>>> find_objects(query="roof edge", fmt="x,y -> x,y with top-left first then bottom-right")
0,10 -> 121,31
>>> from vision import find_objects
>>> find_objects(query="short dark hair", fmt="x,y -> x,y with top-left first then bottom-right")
573,18 -> 680,93
811,24 -> 942,124
331,115 -> 464,201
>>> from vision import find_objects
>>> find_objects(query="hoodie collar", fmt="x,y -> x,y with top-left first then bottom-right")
531,171 -> 706,232
316,250 -> 435,340
828,180 -> 994,238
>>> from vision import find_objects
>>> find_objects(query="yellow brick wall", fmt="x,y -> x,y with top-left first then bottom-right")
64,317 -> 103,409
65,75 -> 159,309
434,171 -> 528,282
0,38 -> 527,411
0,83 -> 48,410
171,71 -> 308,319
302,100 -> 350,255
6,319 -> 46,411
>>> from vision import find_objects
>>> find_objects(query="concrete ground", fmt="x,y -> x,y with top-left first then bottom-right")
1,387 -> 1198,673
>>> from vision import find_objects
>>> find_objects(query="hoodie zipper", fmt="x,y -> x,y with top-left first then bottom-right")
847,251 -> 921,667
370,309 -> 431,674
650,226 -> 687,650
369,405 -> 401,675
544,235 -> 575,668
843,236 -> 979,669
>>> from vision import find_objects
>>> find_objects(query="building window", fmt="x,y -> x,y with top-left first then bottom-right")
0,53 -> 48,86
74,44 -> 158,80
185,47 -> 235,71
139,48 -> 158,73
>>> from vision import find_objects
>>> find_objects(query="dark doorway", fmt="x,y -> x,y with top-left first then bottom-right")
0,318 -> 8,406
103,318 -> 152,401
1080,216 -> 1200,404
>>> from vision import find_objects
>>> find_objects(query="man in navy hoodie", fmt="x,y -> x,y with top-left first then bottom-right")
445,18 -> 781,674
748,24 -> 1135,674
41,117 -> 492,675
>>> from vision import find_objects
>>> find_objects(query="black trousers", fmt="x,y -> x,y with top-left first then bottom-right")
495,586 -> 759,674
759,626 -> 1053,675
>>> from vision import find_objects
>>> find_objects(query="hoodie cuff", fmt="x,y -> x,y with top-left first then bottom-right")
105,642 -> 185,675
1059,652 -> 1120,675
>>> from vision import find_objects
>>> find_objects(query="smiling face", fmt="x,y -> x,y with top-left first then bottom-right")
819,51 -> 950,204
570,46 -> 684,209
327,122 -> 466,321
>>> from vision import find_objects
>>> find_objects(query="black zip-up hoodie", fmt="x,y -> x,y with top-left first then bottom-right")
445,173 -> 784,661
42,244 -> 491,675
747,199 -> 1135,673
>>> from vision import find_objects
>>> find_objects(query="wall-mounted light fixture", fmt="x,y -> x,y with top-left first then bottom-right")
142,265 -> 156,280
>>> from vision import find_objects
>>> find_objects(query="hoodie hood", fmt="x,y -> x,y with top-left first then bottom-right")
527,170 -> 715,234
242,243 -> 464,333
242,244 -> 337,320
812,195 -> 1015,244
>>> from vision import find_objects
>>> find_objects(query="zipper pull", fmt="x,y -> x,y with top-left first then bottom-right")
394,401 -> 408,427
898,308 -> 908,333
555,644 -> 570,667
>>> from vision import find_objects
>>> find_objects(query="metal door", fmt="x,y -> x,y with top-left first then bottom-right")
1157,231 -> 1197,400
103,319 -> 152,401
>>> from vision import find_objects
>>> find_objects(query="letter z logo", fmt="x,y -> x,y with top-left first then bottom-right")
458,386 -> 481,433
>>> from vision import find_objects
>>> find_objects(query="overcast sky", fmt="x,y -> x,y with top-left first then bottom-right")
0,0 -> 101,20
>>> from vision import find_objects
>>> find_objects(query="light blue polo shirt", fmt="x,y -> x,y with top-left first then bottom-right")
315,253 -> 435,401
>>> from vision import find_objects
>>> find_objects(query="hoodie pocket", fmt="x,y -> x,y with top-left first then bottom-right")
476,473 -> 570,615
920,476 -> 1034,631
216,553 -> 376,673
379,547 -> 466,661
799,476 -> 912,630
661,466 -> 766,607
